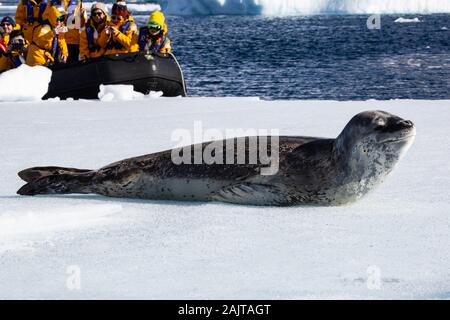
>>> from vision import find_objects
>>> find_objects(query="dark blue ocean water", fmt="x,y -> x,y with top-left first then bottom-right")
1,1 -> 449,100
165,14 -> 450,100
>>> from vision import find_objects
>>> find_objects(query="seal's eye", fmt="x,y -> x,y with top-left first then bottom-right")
374,117 -> 386,130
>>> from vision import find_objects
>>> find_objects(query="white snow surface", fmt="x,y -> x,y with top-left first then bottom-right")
0,65 -> 52,102
0,98 -> 449,299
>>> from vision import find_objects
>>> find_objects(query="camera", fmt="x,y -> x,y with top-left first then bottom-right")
55,26 -> 68,33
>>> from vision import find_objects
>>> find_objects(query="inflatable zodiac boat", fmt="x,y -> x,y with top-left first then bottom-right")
43,52 -> 187,99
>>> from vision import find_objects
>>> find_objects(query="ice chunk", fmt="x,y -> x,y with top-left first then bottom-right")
98,84 -> 143,101
395,17 -> 422,23
98,84 -> 163,101
0,65 -> 52,102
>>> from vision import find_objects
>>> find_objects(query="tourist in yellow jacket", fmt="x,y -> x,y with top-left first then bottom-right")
0,30 -> 28,72
79,2 -> 109,60
138,11 -> 171,54
0,16 -> 21,46
26,13 -> 68,66
15,0 -> 61,44
0,18 -> 25,72
62,0 -> 87,62
101,1 -> 139,56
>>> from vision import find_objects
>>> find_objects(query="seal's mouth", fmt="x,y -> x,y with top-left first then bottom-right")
381,134 -> 415,144
380,126 -> 416,144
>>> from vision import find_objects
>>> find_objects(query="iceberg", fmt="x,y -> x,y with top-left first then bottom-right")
160,0 -> 450,15
4,0 -> 449,15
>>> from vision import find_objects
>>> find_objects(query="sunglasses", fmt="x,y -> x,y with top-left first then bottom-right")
111,15 -> 124,21
149,26 -> 162,33
92,11 -> 104,17
114,4 -> 127,11
1,23 -> 11,27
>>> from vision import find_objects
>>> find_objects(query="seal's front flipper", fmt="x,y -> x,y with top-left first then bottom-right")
17,172 -> 96,196
211,183 -> 288,206
18,166 -> 93,183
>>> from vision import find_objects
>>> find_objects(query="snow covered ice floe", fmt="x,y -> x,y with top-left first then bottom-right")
0,98 -> 449,299
0,65 -> 52,102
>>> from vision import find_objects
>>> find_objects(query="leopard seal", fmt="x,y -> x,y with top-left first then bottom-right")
17,110 -> 415,206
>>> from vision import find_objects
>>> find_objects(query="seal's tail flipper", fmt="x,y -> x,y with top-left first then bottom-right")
17,171 -> 96,196
18,166 -> 93,183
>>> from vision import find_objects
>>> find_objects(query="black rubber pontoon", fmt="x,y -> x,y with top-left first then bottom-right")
43,52 -> 187,99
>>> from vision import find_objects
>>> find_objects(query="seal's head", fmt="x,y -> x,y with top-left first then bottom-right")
335,110 -> 416,188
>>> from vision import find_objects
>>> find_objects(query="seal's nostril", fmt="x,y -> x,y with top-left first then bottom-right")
399,120 -> 414,128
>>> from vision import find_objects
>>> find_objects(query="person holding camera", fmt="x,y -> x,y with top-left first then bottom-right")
0,17 -> 26,72
0,16 -> 21,46
79,2 -> 109,60
0,29 -> 28,72
102,1 -> 139,55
